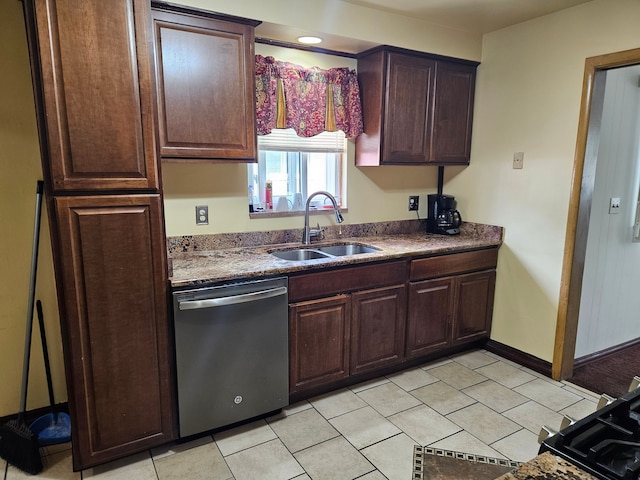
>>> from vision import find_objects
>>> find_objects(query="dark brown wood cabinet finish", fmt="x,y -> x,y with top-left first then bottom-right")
383,53 -> 435,164
23,0 -> 176,470
289,295 -> 351,393
54,195 -> 173,469
28,0 -> 159,192
288,261 -> 408,394
432,62 -> 477,165
356,46 -> 478,166
452,270 -> 496,345
351,285 -> 406,374
407,249 -> 498,357
152,9 -> 258,161
406,278 -> 453,358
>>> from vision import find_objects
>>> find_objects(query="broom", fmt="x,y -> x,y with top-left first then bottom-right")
0,181 -> 44,474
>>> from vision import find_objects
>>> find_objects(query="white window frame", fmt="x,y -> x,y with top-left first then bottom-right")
249,129 -> 346,213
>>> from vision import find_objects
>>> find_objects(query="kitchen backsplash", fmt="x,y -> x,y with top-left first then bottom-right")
166,220 -> 504,253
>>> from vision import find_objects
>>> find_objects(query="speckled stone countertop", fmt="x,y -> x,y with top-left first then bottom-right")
495,452 -> 598,479
168,220 -> 503,288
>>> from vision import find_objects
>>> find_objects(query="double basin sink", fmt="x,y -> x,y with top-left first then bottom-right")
270,243 -> 380,261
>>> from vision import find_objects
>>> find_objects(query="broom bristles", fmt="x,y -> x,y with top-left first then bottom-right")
0,419 -> 43,475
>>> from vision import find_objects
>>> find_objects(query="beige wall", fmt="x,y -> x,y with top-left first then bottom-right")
0,1 -> 64,416
447,0 -> 640,361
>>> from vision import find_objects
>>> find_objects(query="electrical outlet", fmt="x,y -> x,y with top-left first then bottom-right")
513,151 -> 524,169
408,196 -> 419,211
196,205 -> 209,225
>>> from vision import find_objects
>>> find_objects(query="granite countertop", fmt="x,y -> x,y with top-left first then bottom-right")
495,452 -> 598,479
168,220 -> 504,288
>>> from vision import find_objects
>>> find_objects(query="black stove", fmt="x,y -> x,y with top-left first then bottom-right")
540,388 -> 640,479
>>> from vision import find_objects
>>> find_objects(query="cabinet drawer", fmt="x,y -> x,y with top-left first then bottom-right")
289,261 -> 407,302
410,248 -> 498,281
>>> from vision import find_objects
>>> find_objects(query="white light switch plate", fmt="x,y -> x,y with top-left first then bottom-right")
609,197 -> 621,214
513,152 -> 524,169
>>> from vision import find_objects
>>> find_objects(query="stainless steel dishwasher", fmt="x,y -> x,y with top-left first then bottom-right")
172,277 -> 289,438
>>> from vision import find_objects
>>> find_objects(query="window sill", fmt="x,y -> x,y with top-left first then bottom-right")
249,207 -> 348,220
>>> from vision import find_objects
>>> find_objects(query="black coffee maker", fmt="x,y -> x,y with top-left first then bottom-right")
427,194 -> 462,235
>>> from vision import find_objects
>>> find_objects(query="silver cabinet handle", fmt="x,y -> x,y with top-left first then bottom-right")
178,286 -> 287,310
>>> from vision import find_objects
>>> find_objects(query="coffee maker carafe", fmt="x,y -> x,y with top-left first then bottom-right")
427,194 -> 462,235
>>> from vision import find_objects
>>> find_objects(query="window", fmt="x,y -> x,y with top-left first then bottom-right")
248,128 -> 346,213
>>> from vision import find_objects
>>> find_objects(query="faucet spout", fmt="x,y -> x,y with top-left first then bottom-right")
302,191 -> 343,244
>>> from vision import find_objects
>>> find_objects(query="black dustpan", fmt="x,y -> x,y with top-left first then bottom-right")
29,300 -> 71,446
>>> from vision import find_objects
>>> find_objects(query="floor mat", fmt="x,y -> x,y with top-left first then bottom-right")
413,446 -> 522,480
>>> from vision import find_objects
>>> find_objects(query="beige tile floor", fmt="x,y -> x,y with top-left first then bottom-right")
2,349 -> 601,480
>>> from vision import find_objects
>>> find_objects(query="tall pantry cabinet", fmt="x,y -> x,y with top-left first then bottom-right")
22,0 -> 175,470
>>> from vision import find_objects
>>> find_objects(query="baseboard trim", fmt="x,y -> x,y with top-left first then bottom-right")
573,336 -> 640,368
485,340 -> 552,377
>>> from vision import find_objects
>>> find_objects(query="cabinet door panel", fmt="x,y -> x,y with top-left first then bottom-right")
32,0 -> 158,191
351,285 -> 406,374
289,296 -> 350,393
383,53 -> 435,164
406,278 -> 453,358
153,10 -> 256,160
453,270 -> 496,344
431,62 -> 476,165
55,195 -> 174,469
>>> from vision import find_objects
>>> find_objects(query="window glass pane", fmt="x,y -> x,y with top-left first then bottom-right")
249,130 -> 345,213
264,152 -> 291,197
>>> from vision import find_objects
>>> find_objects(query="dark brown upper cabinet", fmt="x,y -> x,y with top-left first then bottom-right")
356,46 -> 478,166
28,0 -> 160,192
151,6 -> 260,161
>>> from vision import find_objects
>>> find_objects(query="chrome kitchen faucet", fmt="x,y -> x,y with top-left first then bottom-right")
302,191 -> 344,244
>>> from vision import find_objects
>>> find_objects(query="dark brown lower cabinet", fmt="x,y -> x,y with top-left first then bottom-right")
288,261 -> 408,395
452,270 -> 496,345
406,278 -> 453,358
351,285 -> 406,374
54,195 -> 174,469
289,295 -> 351,393
407,249 -> 498,359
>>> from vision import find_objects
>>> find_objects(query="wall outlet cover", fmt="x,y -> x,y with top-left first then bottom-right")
196,205 -> 209,224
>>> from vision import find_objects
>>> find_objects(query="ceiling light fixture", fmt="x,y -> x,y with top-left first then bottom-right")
297,36 -> 322,45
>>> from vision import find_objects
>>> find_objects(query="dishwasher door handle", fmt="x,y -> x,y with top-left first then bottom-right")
178,286 -> 288,311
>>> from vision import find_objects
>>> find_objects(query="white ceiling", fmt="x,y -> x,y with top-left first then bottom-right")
255,0 -> 593,54
338,0 -> 593,35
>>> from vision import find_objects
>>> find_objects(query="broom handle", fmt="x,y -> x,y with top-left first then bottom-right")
35,300 -> 56,415
19,180 -> 44,418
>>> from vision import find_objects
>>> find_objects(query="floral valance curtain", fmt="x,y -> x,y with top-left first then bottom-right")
255,54 -> 363,138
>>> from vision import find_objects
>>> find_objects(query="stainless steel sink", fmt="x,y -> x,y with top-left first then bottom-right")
270,249 -> 332,261
316,244 -> 380,256
270,243 -> 380,261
